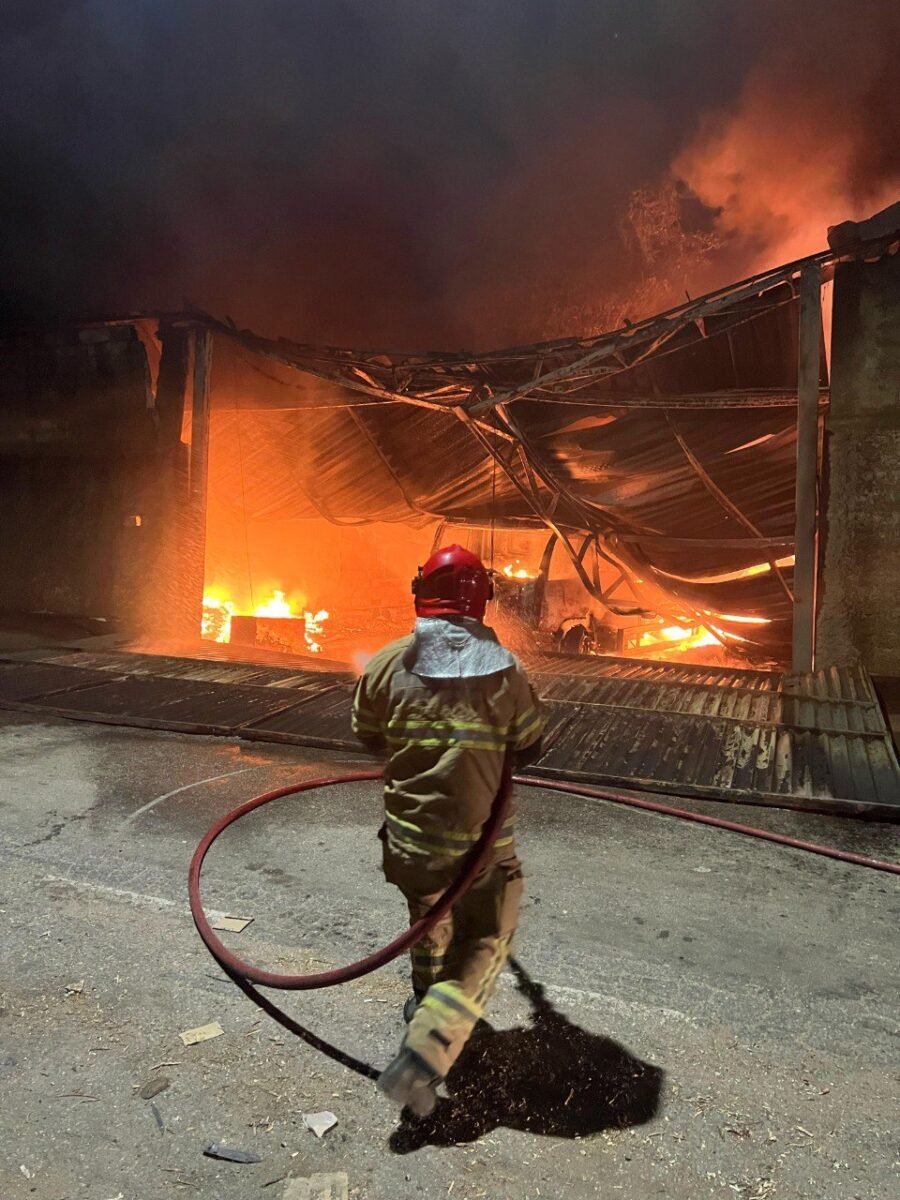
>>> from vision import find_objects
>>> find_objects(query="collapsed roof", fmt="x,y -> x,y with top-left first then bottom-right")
204,251 -> 847,660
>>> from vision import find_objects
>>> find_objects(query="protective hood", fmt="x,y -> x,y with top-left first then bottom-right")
405,616 -> 516,680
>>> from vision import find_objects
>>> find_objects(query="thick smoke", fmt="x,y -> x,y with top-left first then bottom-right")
673,0 -> 900,289
0,0 -> 897,347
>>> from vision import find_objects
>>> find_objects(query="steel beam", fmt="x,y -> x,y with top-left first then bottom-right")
791,262 -> 823,672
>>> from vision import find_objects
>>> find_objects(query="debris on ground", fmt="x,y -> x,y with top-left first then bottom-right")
138,1074 -> 170,1099
211,915 -> 254,932
282,1172 -> 349,1200
65,980 -> 85,995
179,1021 -> 224,1046
302,1111 -> 338,1138
203,1143 -> 262,1163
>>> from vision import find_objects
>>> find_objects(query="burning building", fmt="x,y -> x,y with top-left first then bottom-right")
0,208 -> 898,812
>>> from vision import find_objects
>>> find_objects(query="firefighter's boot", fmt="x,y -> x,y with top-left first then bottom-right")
377,1046 -> 440,1116
403,994 -> 420,1024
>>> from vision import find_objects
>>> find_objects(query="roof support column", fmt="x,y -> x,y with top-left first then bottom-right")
185,327 -> 214,639
792,261 -> 822,673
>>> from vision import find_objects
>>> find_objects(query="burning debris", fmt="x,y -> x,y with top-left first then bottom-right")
202,589 -> 329,655
200,596 -> 234,644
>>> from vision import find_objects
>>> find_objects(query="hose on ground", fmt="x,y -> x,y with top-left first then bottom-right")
188,771 -> 899,1079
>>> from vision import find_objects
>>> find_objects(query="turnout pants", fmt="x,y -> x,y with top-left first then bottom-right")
383,842 -> 523,1079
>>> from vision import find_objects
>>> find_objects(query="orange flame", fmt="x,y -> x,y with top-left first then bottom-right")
201,595 -> 234,643
639,609 -> 770,654
202,587 -> 329,654
501,561 -> 538,581
639,623 -> 721,652
254,589 -> 292,619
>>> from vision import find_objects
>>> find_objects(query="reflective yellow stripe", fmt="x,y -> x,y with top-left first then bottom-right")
384,810 -> 424,835
513,711 -> 542,746
385,826 -> 515,857
385,735 -> 508,752
425,982 -> 482,1022
385,810 -> 514,846
388,830 -> 470,857
386,811 -> 514,843
386,717 -> 505,735
510,706 -> 539,731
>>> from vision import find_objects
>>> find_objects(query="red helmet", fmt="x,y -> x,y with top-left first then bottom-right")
412,544 -> 494,620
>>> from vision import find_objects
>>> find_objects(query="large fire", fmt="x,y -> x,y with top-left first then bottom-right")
635,610 -> 770,656
201,588 -> 329,654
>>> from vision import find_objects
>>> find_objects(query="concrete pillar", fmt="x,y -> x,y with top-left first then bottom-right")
816,252 -> 900,674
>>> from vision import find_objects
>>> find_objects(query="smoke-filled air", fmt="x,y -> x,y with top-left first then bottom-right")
1,0 -> 898,346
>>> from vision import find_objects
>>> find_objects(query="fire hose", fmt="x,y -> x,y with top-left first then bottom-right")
189,771 -> 899,1080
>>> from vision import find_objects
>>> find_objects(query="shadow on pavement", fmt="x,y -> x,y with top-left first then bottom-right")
389,958 -> 664,1152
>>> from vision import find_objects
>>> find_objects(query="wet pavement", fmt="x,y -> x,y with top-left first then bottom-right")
1,710 -> 898,1199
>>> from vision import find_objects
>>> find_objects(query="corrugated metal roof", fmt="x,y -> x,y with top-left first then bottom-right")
525,651 -> 779,690
2,651 -> 897,815
37,649 -> 342,691
528,661 -> 900,813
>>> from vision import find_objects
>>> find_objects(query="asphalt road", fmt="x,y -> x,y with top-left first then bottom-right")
1,710 -> 898,1200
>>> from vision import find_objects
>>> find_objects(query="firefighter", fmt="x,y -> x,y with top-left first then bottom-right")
351,544 -> 544,1116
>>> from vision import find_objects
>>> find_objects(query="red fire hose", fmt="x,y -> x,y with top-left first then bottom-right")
188,771 -> 899,1079
189,770 -> 899,989
189,769 -> 514,990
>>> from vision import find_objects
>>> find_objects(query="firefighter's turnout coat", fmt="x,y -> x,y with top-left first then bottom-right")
351,615 -> 543,1077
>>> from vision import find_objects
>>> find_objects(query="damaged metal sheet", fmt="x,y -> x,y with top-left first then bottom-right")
242,685 -> 356,748
32,674 -> 310,729
2,652 -> 897,815
524,651 -> 778,690
35,649 -> 346,691
528,661 -> 900,814
0,661 -> 113,703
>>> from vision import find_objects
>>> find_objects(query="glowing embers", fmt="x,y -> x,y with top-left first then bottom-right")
201,588 -> 329,654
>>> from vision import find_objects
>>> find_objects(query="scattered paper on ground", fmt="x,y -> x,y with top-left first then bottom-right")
65,980 -> 85,995
211,916 -> 253,933
179,1021 -> 224,1046
302,1111 -> 338,1138
283,1172 -> 348,1200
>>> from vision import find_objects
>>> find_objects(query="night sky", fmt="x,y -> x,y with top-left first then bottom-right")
1,0 -> 898,347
